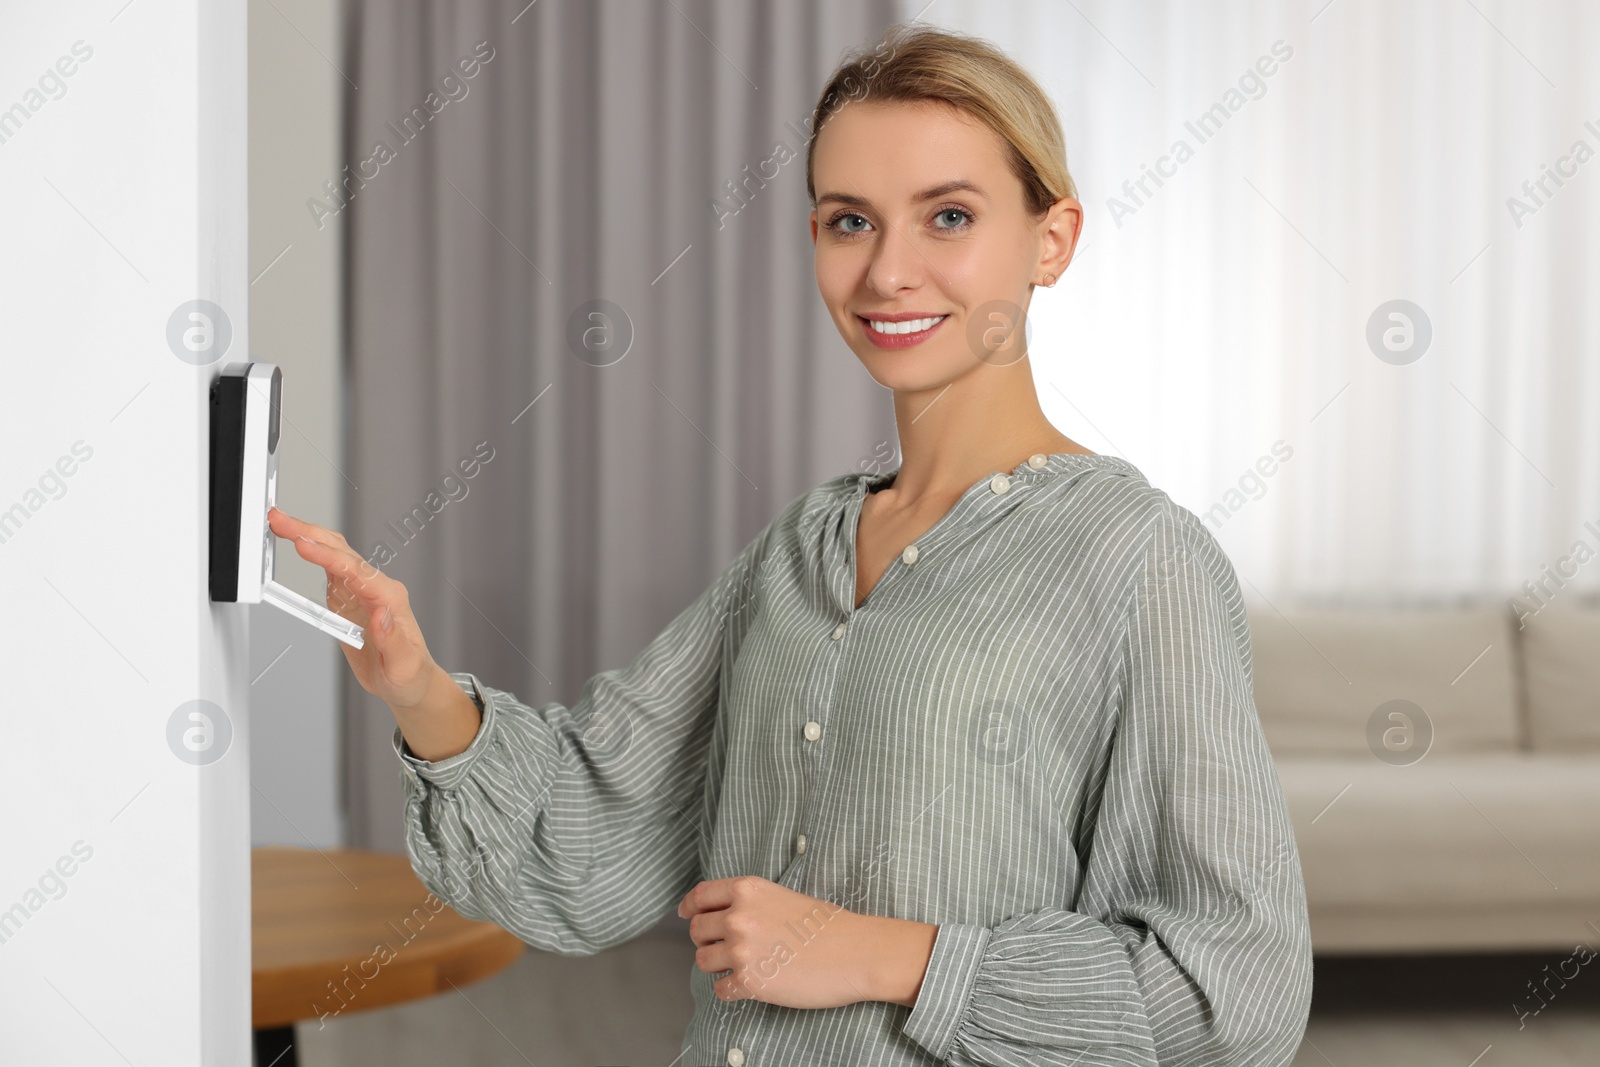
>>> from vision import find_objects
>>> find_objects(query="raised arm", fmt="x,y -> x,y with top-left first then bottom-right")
398,522 -> 783,955
268,502 -> 783,956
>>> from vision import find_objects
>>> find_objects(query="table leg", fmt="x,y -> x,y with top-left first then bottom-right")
254,1025 -> 298,1067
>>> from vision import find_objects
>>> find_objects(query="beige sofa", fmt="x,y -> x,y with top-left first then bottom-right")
1247,598 -> 1600,954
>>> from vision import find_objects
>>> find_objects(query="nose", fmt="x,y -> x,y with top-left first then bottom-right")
864,218 -> 924,297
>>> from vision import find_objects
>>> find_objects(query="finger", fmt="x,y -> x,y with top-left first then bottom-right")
269,510 -> 373,586
292,537 -> 391,613
268,506 -> 352,551
286,527 -> 381,585
315,547 -> 381,600
266,510 -> 376,616
266,506 -> 314,540
326,572 -> 367,620
301,543 -> 419,655
714,972 -> 753,1002
695,941 -> 736,976
679,877 -> 741,919
687,910 -> 729,947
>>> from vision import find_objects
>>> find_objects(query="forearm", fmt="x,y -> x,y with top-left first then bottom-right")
853,913 -> 939,1008
392,664 -> 483,762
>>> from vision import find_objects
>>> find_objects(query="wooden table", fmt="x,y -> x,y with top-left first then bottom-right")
253,847 -> 524,1066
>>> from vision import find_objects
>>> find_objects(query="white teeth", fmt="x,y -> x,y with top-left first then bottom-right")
867,315 -> 946,335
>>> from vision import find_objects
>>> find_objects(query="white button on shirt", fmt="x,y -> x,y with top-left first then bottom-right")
802,720 -> 822,741
1027,452 -> 1049,469
900,543 -> 919,565
831,622 -> 846,640
727,1047 -> 745,1067
796,833 -> 807,854
990,472 -> 1012,494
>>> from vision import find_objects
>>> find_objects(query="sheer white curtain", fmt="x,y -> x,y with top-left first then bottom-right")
915,0 -> 1600,607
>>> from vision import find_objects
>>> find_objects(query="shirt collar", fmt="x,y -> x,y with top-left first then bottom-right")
853,451 -> 1142,498
816,452 -> 1143,617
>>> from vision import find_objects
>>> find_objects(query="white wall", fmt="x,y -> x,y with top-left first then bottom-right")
247,0 -> 345,850
0,2 -> 251,1064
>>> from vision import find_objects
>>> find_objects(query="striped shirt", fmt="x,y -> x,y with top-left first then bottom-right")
393,451 -> 1313,1066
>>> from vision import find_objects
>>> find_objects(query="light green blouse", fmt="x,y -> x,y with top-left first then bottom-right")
393,452 -> 1312,1066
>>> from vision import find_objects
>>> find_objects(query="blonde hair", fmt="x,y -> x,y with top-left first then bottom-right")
804,23 -> 1078,214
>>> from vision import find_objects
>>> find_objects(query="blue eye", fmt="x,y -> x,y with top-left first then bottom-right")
934,208 -> 972,229
831,212 -> 870,234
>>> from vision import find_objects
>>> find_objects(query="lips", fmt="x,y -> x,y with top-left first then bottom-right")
865,314 -> 946,335
857,313 -> 950,349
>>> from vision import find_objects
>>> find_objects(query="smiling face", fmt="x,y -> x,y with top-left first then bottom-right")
810,99 -> 1077,393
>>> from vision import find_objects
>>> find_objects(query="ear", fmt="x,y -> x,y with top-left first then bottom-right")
1033,197 -> 1082,287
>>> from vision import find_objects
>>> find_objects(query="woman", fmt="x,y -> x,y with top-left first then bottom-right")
270,23 -> 1312,1067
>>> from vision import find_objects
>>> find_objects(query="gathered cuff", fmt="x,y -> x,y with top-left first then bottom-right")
393,671 -> 492,791
899,921 -> 991,1061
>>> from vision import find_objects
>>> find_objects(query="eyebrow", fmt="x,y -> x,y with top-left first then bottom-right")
815,179 -> 987,209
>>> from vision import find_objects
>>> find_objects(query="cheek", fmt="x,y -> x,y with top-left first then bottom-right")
813,245 -> 861,304
934,236 -> 1013,292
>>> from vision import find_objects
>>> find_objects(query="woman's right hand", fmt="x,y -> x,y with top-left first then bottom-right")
266,506 -> 439,712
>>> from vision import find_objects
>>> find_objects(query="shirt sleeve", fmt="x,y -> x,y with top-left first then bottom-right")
393,520 -> 776,957
899,499 -> 1313,1066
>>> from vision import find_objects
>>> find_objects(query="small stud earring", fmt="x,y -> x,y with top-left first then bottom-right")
1043,273 -> 1056,287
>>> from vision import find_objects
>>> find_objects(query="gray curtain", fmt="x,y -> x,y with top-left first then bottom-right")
340,0 -> 900,852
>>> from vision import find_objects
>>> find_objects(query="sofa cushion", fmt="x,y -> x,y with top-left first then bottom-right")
1246,605 -> 1519,757
1519,599 -> 1600,750
1278,753 -> 1600,909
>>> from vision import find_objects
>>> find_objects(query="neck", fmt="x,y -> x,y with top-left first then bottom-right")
883,356 -> 1090,504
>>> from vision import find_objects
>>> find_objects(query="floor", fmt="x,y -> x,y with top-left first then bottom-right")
289,922 -> 1600,1066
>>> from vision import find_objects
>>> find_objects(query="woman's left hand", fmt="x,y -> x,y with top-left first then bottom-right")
677,876 -> 879,1009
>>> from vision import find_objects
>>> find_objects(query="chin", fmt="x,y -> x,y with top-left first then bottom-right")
853,344 -> 972,393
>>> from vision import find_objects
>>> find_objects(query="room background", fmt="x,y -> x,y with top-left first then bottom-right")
239,0 -> 1600,1064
